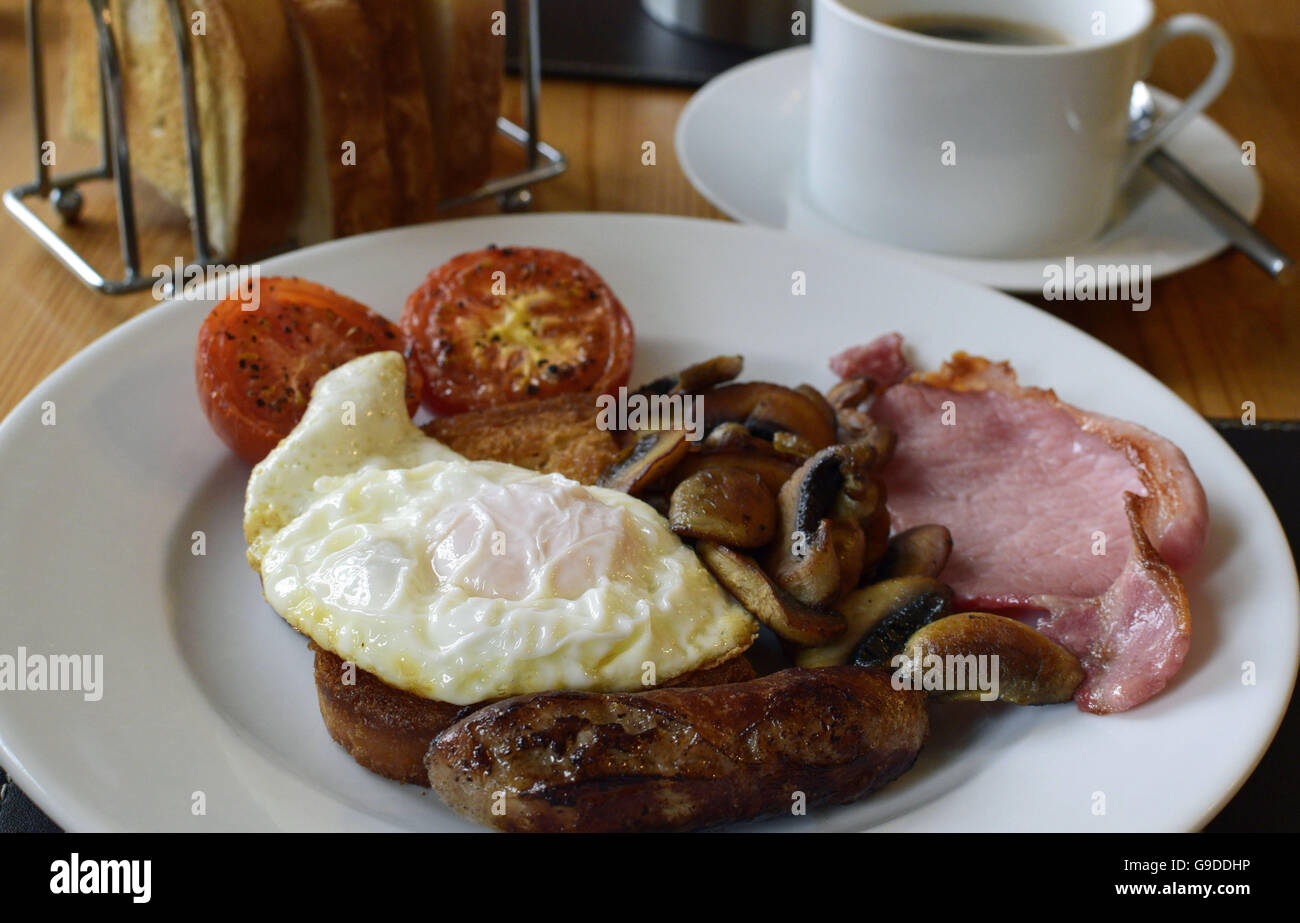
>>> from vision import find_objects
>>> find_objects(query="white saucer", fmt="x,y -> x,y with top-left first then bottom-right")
676,47 -> 1263,292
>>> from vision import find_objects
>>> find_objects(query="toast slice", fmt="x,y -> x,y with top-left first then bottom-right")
62,0 -> 503,254
411,0 -> 504,199
63,0 -> 304,260
283,0 -> 395,245
354,0 -> 440,225
422,392 -> 623,485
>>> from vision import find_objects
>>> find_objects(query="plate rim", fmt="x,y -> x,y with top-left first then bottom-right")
1,211 -> 1295,832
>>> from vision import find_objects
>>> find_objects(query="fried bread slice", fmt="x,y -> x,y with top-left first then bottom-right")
421,392 -> 621,485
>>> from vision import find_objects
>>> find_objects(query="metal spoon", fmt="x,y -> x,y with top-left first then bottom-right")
1128,82 -> 1292,279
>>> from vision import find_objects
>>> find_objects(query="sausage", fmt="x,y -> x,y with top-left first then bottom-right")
425,666 -> 928,832
311,643 -> 755,786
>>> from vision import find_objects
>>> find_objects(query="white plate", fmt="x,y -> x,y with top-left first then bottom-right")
0,214 -> 1294,832
676,47 -> 1264,292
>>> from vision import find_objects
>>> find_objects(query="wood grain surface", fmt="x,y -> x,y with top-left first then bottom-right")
0,0 -> 1295,420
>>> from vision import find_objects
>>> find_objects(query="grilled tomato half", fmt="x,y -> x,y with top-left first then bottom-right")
401,246 -> 635,414
196,276 -> 423,464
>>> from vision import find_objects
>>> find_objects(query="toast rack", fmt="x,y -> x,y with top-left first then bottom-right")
3,0 -> 566,295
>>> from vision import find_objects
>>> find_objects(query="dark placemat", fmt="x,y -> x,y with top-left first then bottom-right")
2,422 -> 1294,833
505,0 -> 792,87
0,767 -> 60,833
1202,420 -> 1299,832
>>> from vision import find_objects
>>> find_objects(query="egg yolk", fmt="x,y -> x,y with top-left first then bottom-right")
427,480 -> 640,601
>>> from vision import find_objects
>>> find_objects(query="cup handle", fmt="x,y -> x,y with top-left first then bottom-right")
1121,13 -> 1234,179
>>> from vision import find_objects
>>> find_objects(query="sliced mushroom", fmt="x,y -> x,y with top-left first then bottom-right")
898,612 -> 1085,705
772,431 -> 819,460
819,443 -> 889,578
636,355 -> 745,397
702,422 -> 772,453
668,468 -> 777,548
784,451 -> 846,536
671,451 -> 798,496
767,518 -> 842,607
858,507 -> 892,581
828,519 -> 867,595
851,422 -> 897,470
826,444 -> 883,524
831,438 -> 879,472
791,576 -> 945,668
876,525 -> 953,580
826,378 -> 897,460
796,384 -> 838,433
696,541 -> 845,645
765,445 -> 886,604
764,451 -> 843,604
847,576 -> 954,667
747,388 -> 838,448
703,382 -> 837,449
826,377 -> 878,413
699,415 -> 820,461
596,429 -> 689,495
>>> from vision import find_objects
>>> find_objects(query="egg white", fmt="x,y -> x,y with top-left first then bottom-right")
244,352 -> 757,704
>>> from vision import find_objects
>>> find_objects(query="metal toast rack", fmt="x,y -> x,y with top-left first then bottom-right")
4,0 -> 566,295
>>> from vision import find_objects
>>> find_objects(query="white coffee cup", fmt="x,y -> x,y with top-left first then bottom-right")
805,0 -> 1234,258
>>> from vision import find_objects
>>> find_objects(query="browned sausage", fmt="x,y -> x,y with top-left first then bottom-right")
312,643 -> 756,786
426,666 -> 927,832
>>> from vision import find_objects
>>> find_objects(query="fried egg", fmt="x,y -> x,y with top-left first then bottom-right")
244,352 -> 757,704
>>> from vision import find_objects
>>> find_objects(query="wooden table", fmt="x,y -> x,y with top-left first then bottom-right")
0,0 -> 1296,421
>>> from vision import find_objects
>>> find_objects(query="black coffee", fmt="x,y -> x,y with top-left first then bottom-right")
883,14 -> 1068,46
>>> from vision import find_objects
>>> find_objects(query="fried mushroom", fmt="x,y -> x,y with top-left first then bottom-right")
636,355 -> 745,397
597,429 -> 688,495
898,612 -> 1085,705
793,576 -> 952,669
697,541 -> 845,645
876,524 -> 953,580
669,468 -> 777,548
703,382 -> 837,449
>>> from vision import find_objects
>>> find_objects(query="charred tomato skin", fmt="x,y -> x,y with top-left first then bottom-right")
195,276 -> 424,465
401,246 -> 635,415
